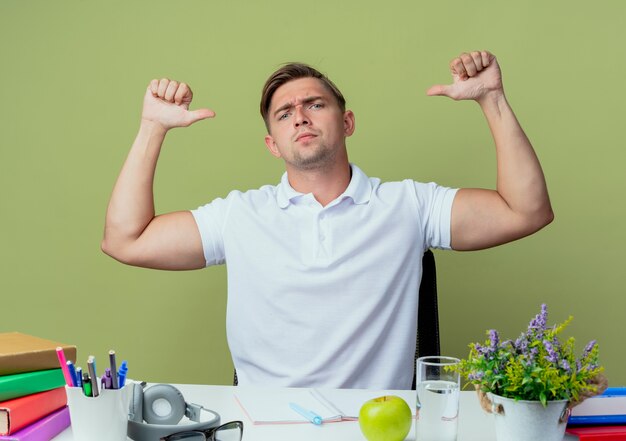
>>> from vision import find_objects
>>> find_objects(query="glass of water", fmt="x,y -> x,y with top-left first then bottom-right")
415,356 -> 460,441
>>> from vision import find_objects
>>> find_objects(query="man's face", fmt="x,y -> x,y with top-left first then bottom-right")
264,77 -> 354,171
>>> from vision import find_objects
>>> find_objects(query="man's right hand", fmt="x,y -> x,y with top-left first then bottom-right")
141,78 -> 215,131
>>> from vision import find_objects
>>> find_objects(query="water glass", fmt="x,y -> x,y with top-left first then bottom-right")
415,356 -> 461,441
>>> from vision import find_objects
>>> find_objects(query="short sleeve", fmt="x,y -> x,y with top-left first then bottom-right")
412,181 -> 458,250
190,196 -> 230,267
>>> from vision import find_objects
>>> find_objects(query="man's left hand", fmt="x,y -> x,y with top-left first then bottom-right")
426,50 -> 503,103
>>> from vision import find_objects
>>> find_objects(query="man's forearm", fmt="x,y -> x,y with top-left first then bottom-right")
101,120 -> 168,257
479,92 -> 553,226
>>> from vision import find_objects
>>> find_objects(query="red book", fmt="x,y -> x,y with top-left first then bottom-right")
0,388 -> 67,435
566,425 -> 626,440
0,407 -> 70,441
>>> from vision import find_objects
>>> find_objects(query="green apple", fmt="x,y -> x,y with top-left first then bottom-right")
359,395 -> 412,441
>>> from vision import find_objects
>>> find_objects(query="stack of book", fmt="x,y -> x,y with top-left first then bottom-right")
0,332 -> 76,441
565,387 -> 626,440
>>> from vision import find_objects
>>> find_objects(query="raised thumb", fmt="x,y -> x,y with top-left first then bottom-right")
185,108 -> 216,125
426,84 -> 450,97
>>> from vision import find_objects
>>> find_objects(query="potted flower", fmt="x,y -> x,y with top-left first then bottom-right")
456,304 -> 606,441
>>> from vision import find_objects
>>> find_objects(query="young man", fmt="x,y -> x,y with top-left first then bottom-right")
102,51 -> 553,389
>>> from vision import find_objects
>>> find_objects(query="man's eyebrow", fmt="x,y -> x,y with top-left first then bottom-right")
273,96 -> 324,117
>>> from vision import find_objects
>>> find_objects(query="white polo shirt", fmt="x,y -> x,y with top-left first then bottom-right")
191,164 -> 457,390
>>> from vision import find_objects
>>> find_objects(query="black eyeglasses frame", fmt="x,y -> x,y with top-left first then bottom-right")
159,420 -> 243,441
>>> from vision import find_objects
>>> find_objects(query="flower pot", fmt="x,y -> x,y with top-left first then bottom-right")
488,394 -> 569,441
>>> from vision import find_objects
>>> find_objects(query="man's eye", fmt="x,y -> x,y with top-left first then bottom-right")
310,103 -> 323,109
278,112 -> 290,120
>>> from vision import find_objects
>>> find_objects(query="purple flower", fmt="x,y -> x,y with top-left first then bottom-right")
583,340 -> 597,357
489,329 -> 499,349
524,346 -> 539,365
474,343 -> 488,356
468,372 -> 484,381
560,359 -> 572,373
580,341 -> 599,371
514,335 -> 529,354
543,340 -> 559,364
528,304 -> 548,334
523,355 -> 534,367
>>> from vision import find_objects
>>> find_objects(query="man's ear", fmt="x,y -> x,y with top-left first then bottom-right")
344,110 -> 355,137
264,134 -> 282,158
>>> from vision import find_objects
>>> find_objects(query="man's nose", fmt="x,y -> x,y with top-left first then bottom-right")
294,106 -> 310,127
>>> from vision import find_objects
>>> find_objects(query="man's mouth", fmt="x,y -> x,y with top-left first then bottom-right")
295,132 -> 317,142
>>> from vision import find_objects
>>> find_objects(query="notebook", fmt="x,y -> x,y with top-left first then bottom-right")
234,387 -> 416,425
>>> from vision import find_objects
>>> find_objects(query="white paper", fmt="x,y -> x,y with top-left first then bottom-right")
234,386 -> 416,424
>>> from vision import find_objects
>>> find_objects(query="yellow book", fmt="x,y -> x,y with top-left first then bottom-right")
0,333 -> 76,376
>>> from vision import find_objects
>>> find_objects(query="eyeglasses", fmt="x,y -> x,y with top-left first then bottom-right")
160,421 -> 243,441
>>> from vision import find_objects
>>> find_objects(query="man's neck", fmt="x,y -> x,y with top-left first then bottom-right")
285,159 -> 352,207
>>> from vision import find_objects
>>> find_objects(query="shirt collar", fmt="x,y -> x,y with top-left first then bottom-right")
276,163 -> 372,209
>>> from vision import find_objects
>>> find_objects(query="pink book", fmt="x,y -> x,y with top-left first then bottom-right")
0,407 -> 70,441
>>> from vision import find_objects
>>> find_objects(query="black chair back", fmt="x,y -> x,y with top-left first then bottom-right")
411,248 -> 441,389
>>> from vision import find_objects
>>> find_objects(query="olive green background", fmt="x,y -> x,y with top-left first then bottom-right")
1,1 -> 624,386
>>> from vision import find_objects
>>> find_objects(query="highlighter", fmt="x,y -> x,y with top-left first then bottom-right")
82,373 -> 92,397
289,402 -> 323,425
118,360 -> 128,388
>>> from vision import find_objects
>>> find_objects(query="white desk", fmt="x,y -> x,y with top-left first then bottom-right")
55,384 -> 498,440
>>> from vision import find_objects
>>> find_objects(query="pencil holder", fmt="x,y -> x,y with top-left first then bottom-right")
66,383 -> 132,441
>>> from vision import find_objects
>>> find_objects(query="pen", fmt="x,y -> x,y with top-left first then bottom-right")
67,360 -> 78,387
55,347 -> 74,387
87,356 -> 99,397
118,360 -> 128,388
101,368 -> 113,390
82,372 -> 92,397
289,402 -> 323,425
109,350 -> 119,389
76,367 -> 83,388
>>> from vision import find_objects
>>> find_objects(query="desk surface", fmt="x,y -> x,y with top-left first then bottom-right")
55,384 -> 553,440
